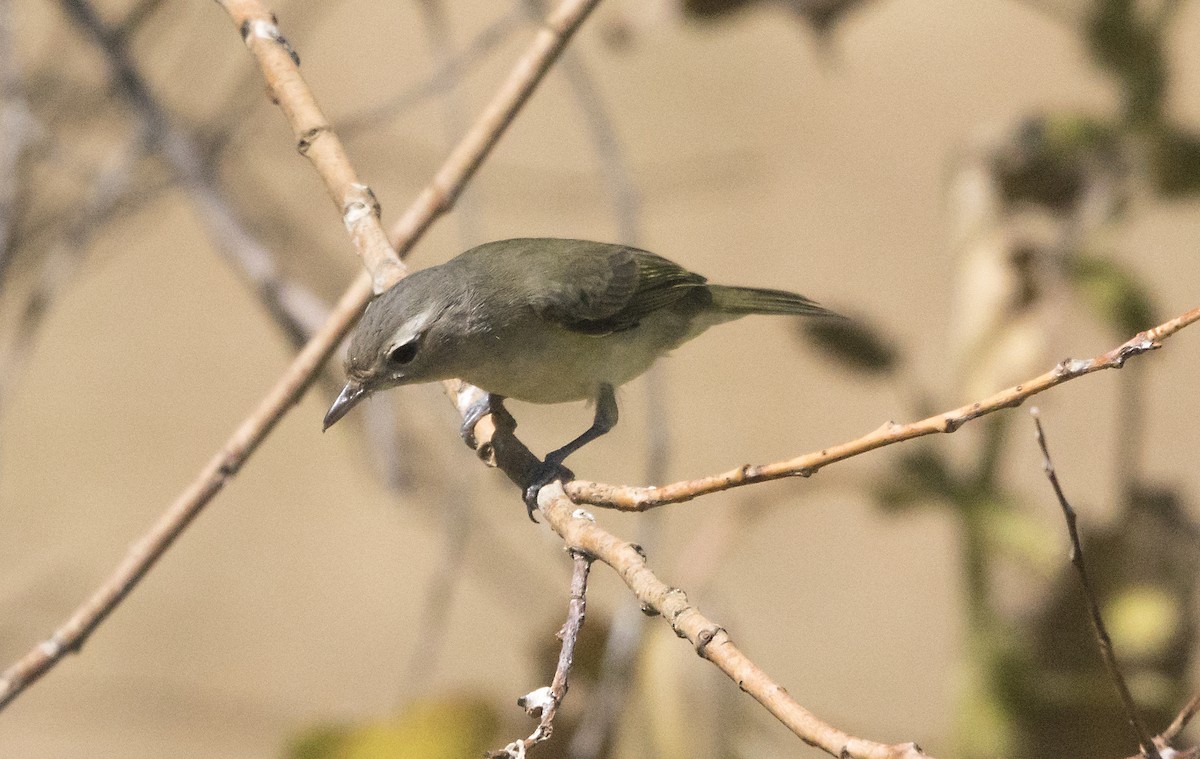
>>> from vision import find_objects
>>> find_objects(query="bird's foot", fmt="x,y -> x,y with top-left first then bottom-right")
459,393 -> 514,450
522,460 -> 574,523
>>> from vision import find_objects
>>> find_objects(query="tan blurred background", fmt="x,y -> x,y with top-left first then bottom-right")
2,0 -> 1199,757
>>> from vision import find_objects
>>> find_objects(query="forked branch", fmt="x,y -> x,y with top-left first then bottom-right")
0,0 -> 602,711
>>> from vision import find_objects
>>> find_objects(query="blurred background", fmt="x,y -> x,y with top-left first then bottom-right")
1,0 -> 1199,757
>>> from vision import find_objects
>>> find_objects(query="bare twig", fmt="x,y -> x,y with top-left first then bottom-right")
449,386 -> 929,755
565,304 -> 1200,510
416,0 -> 485,245
221,0 -> 403,291
58,0 -> 331,348
0,136 -> 146,421
338,1 -> 525,138
537,0 -> 640,244
0,0 -> 38,285
1160,692 -> 1200,745
1032,410 -> 1162,759
536,489 -> 927,759
115,0 -> 167,40
0,0 -> 602,711
491,551 -> 594,758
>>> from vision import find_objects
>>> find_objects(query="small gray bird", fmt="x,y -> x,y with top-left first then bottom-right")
324,238 -> 838,510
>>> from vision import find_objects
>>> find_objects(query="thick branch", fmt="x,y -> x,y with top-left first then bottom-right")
566,305 -> 1200,510
219,0 -> 402,291
0,0 -> 602,711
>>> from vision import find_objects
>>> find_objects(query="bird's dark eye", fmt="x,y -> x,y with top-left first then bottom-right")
387,340 -> 419,365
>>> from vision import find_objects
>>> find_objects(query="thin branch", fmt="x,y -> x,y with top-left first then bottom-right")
416,0 -> 485,245
1160,693 -> 1200,745
221,0 -> 402,291
0,0 -> 38,286
338,2 -> 525,138
539,0 -> 640,245
0,274 -> 372,713
0,136 -> 146,423
58,0 -> 331,348
115,0 -> 167,40
565,305 -> 1200,510
384,0 -> 601,256
535,487 -> 927,759
491,551 -> 594,758
1032,410 -> 1162,759
0,0 -> 602,711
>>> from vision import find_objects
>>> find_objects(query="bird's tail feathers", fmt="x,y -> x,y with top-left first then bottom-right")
709,285 -> 840,319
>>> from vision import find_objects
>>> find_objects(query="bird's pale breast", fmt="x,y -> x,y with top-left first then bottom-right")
459,305 -> 717,403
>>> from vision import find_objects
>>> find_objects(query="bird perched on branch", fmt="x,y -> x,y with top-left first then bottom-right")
324,238 -> 838,515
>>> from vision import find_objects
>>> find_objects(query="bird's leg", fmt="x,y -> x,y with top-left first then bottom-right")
523,384 -> 618,518
546,383 -> 619,467
460,392 -> 512,450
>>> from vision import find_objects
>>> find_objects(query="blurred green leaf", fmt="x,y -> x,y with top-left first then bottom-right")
1085,0 -> 1170,127
979,503 -> 1061,576
1067,254 -> 1158,335
681,0 -> 755,19
1106,585 -> 1181,660
874,448 -> 959,512
991,116 -> 1124,212
798,312 -> 900,376
285,697 -> 500,759
1152,128 -> 1200,197
682,0 -> 872,34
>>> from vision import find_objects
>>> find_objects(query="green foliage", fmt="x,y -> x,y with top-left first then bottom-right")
1067,254 -> 1158,335
798,312 -> 900,376
991,115 -> 1124,212
873,448 -> 960,511
285,697 -> 501,759
1086,0 -> 1170,126
1152,128 -> 1200,197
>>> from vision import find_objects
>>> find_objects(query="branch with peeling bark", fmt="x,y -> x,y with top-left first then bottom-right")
564,305 -> 1200,511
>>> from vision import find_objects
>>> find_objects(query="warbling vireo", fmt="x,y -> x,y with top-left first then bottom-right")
324,238 -> 838,507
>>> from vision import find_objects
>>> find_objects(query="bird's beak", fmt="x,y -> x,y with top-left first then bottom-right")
323,381 -> 366,431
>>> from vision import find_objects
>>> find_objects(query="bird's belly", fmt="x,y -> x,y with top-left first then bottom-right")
461,319 -> 687,404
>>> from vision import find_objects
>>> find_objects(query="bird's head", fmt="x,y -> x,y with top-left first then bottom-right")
323,270 -> 467,430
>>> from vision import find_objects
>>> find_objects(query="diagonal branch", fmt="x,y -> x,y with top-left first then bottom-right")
0,0 -> 38,287
338,1 -> 525,139
534,486 -> 928,759
1032,411 -> 1162,759
0,0 -> 602,712
58,0 -> 331,347
565,305 -> 1200,511
1160,693 -> 1200,746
